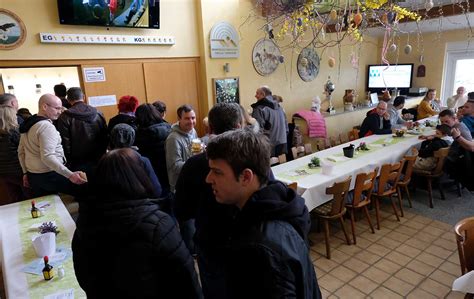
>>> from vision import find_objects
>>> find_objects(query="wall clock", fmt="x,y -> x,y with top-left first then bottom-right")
252,38 -> 282,76
297,47 -> 320,82
0,9 -> 26,50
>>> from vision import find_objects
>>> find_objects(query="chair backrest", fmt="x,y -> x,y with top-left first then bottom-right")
315,138 -> 328,151
326,176 -> 352,215
278,154 -> 287,164
377,161 -> 405,196
348,129 -> 360,141
454,216 -> 474,274
432,147 -> 450,176
291,147 -> 298,160
304,143 -> 313,155
287,182 -> 298,191
352,167 -> 378,206
400,148 -> 419,184
330,135 -> 341,147
339,133 -> 349,144
270,157 -> 280,166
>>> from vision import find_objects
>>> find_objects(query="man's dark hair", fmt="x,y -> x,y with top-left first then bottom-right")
439,109 -> 455,118
393,96 -> 406,107
206,129 -> 271,186
260,86 -> 272,96
54,84 -> 67,98
468,92 -> 474,101
66,87 -> 84,102
177,104 -> 193,119
152,100 -> 167,114
436,124 -> 451,136
208,102 -> 242,135
0,93 -> 16,106
95,148 -> 155,200
135,103 -> 162,127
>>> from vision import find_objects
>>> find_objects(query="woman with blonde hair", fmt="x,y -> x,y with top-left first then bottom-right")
0,105 -> 28,204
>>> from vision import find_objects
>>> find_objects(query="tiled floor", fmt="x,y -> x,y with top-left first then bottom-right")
309,202 -> 466,298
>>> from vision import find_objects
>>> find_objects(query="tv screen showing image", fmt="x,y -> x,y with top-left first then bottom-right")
367,64 -> 413,94
58,0 -> 160,29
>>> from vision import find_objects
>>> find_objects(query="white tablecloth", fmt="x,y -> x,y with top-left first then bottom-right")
272,132 -> 429,212
0,195 -> 83,298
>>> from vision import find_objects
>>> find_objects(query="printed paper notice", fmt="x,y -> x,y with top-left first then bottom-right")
88,95 -> 117,107
83,67 -> 106,82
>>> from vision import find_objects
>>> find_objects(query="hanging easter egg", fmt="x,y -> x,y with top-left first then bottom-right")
328,57 -> 336,68
353,13 -> 363,26
404,44 -> 412,55
330,9 -> 338,21
335,23 -> 341,32
424,0 -> 434,11
381,13 -> 388,24
389,43 -> 397,52
297,18 -> 303,27
387,12 -> 396,24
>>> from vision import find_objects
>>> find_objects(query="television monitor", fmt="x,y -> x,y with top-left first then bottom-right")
367,64 -> 413,94
58,0 -> 160,29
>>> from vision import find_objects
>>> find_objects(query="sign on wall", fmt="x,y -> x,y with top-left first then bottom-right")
209,22 -> 239,58
88,95 -> 117,107
83,67 -> 106,83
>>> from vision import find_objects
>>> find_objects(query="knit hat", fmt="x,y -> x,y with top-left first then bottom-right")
110,123 -> 135,149
118,95 -> 139,113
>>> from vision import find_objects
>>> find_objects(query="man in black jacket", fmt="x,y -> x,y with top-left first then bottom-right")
205,129 -> 320,298
359,101 -> 392,138
56,87 -> 107,175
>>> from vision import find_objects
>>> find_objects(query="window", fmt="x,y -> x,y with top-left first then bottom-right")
442,42 -> 474,103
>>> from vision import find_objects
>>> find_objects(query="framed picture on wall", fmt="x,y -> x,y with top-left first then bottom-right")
0,9 -> 27,50
213,77 -> 240,104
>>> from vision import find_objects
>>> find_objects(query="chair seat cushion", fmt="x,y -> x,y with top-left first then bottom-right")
314,201 -> 333,216
373,178 -> 392,193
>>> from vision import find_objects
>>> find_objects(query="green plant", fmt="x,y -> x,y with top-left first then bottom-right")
308,157 -> 320,168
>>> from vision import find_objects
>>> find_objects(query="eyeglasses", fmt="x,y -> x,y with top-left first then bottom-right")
46,103 -> 62,111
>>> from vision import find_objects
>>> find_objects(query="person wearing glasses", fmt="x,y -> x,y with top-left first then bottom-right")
18,94 -> 87,197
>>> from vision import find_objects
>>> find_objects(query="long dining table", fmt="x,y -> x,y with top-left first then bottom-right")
272,122 -> 437,212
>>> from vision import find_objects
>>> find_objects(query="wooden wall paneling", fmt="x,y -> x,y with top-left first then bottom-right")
143,59 -> 203,135
80,63 -> 147,121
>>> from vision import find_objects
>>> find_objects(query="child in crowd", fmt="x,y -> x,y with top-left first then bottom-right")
413,124 -> 452,171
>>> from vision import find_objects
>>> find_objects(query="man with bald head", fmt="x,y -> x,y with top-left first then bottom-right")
18,94 -> 86,197
359,101 -> 392,137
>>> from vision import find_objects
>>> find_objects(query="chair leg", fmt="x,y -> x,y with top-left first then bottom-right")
427,178 -> 434,208
390,195 -> 401,222
363,205 -> 375,234
397,189 -> 404,217
339,216 -> 351,245
457,182 -> 462,197
374,198 -> 381,230
350,209 -> 357,245
323,219 -> 331,259
438,179 -> 446,200
404,185 -> 413,208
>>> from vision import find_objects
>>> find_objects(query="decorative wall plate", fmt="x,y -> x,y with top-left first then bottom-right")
297,47 -> 320,82
0,9 -> 26,50
252,38 -> 282,76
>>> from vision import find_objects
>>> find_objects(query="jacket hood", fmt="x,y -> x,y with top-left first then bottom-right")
251,96 -> 278,110
19,114 -> 49,133
170,122 -> 195,137
64,102 -> 99,122
240,181 -> 310,240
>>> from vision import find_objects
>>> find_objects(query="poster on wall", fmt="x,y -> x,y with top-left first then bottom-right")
88,95 -> 116,107
213,77 -> 239,104
83,67 -> 106,82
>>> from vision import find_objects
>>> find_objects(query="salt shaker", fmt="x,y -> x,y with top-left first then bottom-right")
58,265 -> 65,279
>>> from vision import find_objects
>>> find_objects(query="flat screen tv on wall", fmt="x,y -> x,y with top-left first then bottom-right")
58,0 -> 160,29
366,63 -> 414,95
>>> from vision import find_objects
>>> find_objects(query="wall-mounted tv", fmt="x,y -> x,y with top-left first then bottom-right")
367,64 -> 413,95
58,0 -> 160,29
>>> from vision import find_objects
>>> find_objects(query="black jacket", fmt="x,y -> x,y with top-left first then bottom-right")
56,102 -> 108,167
224,181 -> 321,299
419,137 -> 449,158
108,113 -> 137,134
359,113 -> 392,138
135,121 -> 171,195
0,129 -> 22,176
72,198 -> 202,299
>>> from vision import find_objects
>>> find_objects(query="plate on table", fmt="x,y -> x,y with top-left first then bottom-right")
407,130 -> 422,135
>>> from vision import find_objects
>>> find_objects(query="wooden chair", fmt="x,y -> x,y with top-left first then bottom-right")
345,168 -> 378,244
412,147 -> 450,208
339,133 -> 349,144
313,176 -> 352,259
278,154 -> 287,164
395,148 -> 418,217
372,161 -> 406,230
315,138 -> 328,151
270,157 -> 280,166
291,147 -> 298,160
330,135 -> 341,147
454,216 -> 474,275
304,143 -> 313,155
348,129 -> 360,141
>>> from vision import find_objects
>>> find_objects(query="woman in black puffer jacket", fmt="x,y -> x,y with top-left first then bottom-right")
72,148 -> 202,299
